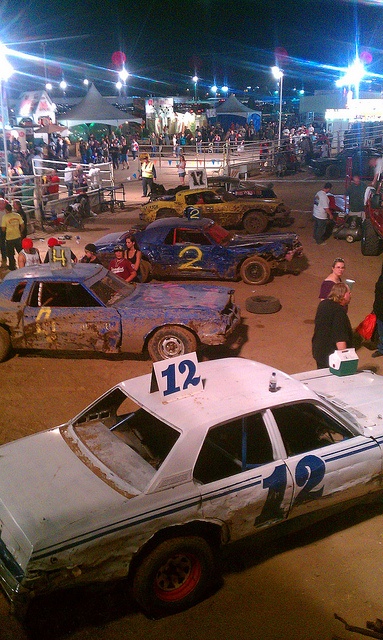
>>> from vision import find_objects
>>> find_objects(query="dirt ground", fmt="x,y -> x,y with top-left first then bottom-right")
1,172 -> 383,640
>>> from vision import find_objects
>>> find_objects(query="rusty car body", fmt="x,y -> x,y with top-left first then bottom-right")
1,357 -> 383,619
94,218 -> 303,286
140,187 -> 292,234
0,263 -> 240,361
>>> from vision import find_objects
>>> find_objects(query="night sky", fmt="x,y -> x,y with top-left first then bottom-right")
2,0 -> 383,98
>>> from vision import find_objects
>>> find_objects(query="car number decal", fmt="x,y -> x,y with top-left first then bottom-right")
255,455 -> 325,525
152,353 -> 203,400
35,307 -> 54,333
178,245 -> 203,270
161,359 -> 201,397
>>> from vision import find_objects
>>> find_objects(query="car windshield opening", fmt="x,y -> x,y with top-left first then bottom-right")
89,272 -> 135,305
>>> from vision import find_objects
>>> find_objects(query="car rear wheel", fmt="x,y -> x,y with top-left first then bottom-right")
240,256 -> 271,285
139,259 -> 152,282
361,219 -> 381,256
243,210 -> 268,234
0,327 -> 11,362
132,536 -> 216,617
148,325 -> 197,361
325,164 -> 340,179
156,208 -> 176,219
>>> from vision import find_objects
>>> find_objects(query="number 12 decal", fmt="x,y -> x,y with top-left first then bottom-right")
161,360 -> 201,396
255,455 -> 325,526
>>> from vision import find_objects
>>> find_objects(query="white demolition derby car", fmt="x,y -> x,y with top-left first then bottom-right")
1,355 -> 383,618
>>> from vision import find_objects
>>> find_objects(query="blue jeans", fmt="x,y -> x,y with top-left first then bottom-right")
377,318 -> 383,354
313,217 -> 328,244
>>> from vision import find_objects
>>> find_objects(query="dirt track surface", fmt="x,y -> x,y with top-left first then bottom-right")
1,171 -> 383,640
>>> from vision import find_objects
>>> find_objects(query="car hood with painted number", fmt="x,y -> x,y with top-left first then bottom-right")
1,358 -> 383,618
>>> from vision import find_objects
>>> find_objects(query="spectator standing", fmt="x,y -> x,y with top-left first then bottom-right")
0,196 -> 10,266
1,202 -> 24,270
346,174 -> 367,220
47,169 -> 60,201
64,162 -> 74,196
131,138 -> 139,160
312,282 -> 353,369
140,154 -> 156,197
319,258 -> 345,300
13,199 -> 29,239
177,152 -> 186,184
313,182 -> 333,245
372,271 -> 383,358
18,238 -> 41,268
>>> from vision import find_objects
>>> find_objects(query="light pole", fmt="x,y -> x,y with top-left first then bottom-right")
272,65 -> 284,146
192,75 -> 198,102
0,44 -> 14,191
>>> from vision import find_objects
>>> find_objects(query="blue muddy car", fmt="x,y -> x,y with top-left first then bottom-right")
0,262 -> 240,361
94,218 -> 303,285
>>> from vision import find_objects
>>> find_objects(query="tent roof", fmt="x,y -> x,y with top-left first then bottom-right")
62,83 -> 130,124
215,94 -> 254,114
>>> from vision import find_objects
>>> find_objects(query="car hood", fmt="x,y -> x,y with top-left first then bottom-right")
116,282 -> 234,310
0,429 -> 126,568
292,369 -> 383,434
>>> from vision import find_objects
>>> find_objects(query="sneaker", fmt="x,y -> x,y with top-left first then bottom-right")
372,351 -> 383,358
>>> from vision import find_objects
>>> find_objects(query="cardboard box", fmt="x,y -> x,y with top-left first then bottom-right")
329,349 -> 359,376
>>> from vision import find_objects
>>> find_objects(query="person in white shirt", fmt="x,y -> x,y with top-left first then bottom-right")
313,182 -> 333,245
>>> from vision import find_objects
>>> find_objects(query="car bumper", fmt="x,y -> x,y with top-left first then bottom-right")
200,300 -> 241,346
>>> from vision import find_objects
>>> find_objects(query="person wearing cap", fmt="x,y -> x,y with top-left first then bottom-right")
140,154 -> 156,197
64,163 -> 74,196
108,245 -> 136,282
80,243 -> 101,264
44,237 -> 78,263
18,238 -> 42,268
1,202 -> 24,270
312,182 -> 333,246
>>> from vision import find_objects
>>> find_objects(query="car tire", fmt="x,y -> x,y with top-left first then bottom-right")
0,326 -> 11,362
245,295 -> 281,314
132,536 -> 216,617
156,208 -> 176,219
243,210 -> 268,234
240,256 -> 271,285
148,325 -> 197,361
325,165 -> 340,179
361,219 -> 381,256
139,259 -> 152,282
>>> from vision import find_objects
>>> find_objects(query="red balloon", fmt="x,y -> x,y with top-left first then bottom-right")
360,51 -> 372,65
112,51 -> 126,67
274,47 -> 289,65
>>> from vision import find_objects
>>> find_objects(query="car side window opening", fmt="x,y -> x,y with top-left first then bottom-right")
11,282 -> 27,302
174,229 -> 211,246
270,403 -> 353,457
29,282 -> 102,308
194,413 -> 274,484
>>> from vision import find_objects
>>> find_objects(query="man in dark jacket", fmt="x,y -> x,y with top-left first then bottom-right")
312,282 -> 353,369
372,273 -> 383,357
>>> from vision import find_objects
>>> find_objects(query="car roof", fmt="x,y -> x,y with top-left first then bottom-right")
3,263 -> 107,283
146,217 -> 215,230
120,357 -> 317,433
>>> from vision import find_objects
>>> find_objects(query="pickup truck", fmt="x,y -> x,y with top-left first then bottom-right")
140,187 -> 293,234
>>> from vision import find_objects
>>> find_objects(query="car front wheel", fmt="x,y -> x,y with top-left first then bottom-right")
148,325 -> 197,361
240,256 -> 271,285
361,219 -> 382,256
0,327 -> 11,362
132,536 -> 216,617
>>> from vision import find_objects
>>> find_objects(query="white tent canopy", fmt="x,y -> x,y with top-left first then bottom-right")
61,83 -> 141,127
